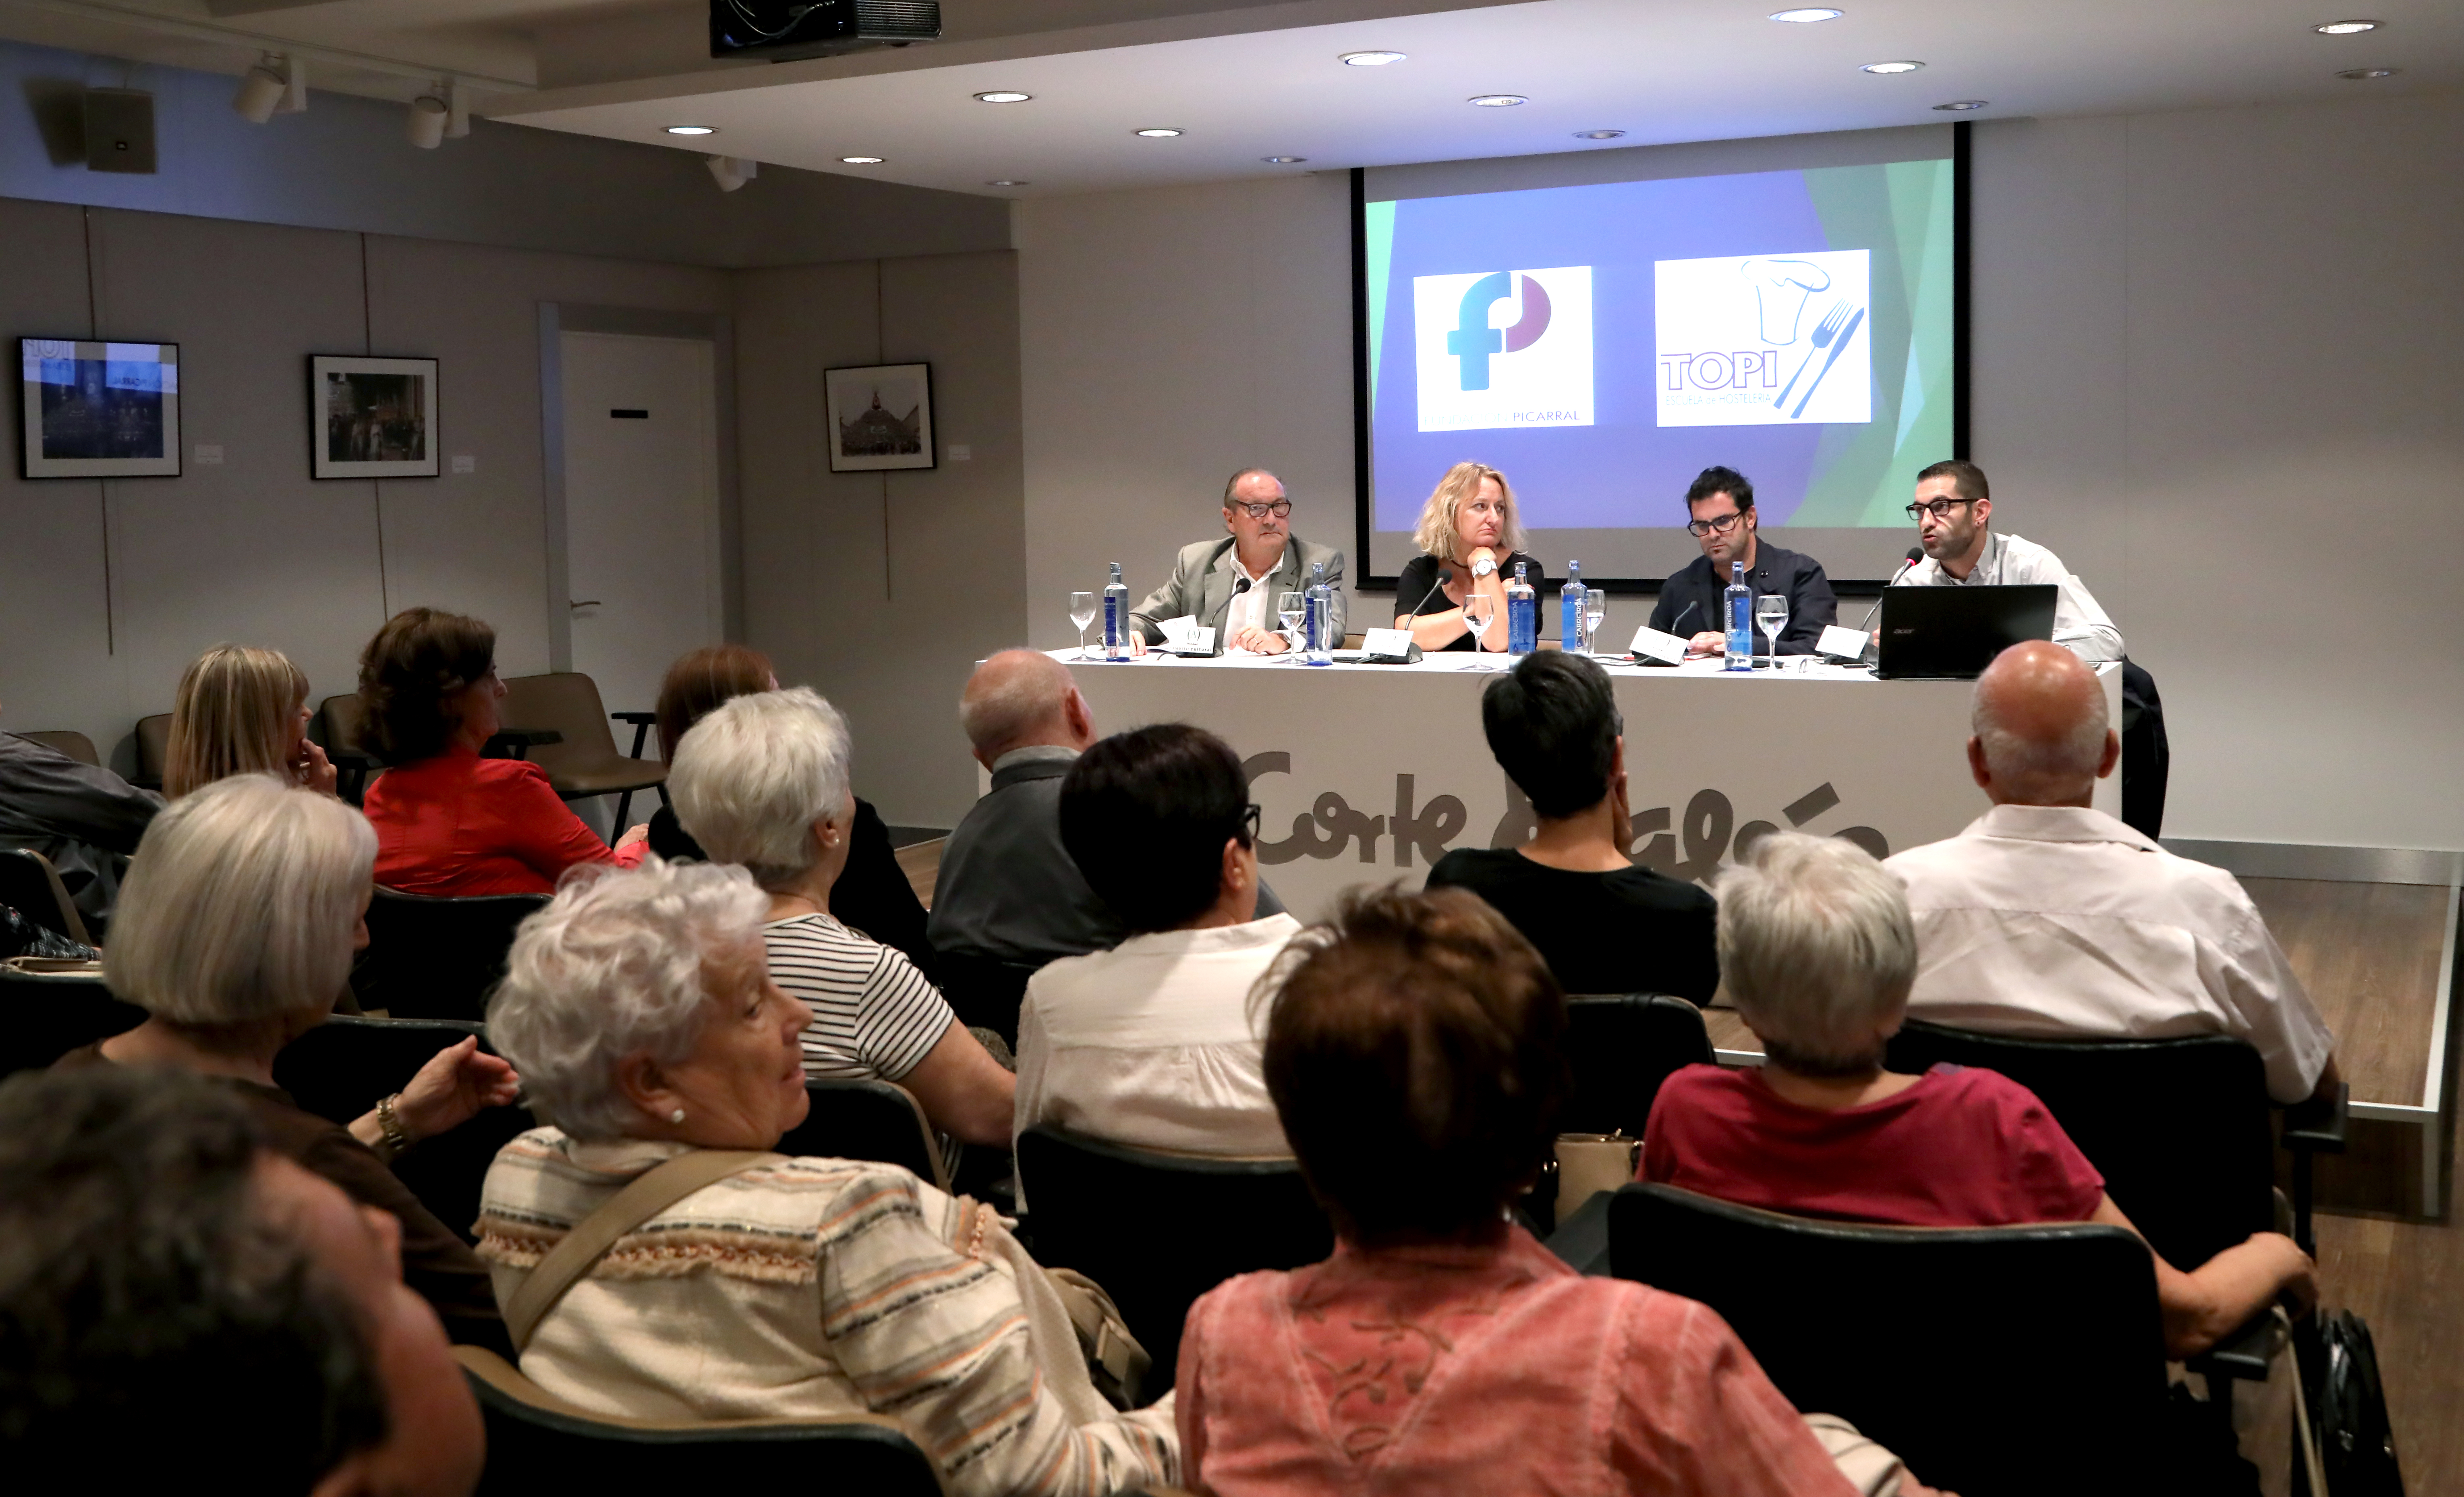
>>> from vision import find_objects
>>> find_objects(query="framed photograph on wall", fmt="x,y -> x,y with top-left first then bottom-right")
311,354 -> 439,478
824,362 -> 935,472
18,338 -> 181,478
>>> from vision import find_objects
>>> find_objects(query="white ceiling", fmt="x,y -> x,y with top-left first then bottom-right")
4,0 -> 2456,195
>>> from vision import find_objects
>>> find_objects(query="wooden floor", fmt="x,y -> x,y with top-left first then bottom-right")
897,836 -> 2460,1488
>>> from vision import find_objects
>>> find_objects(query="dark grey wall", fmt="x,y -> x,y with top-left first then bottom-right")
2,39 -> 1010,269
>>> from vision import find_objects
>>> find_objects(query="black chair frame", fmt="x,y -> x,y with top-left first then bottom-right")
776,1077 -> 950,1192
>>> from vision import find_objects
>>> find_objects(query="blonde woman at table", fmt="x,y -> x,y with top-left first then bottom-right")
1393,462 -> 1549,653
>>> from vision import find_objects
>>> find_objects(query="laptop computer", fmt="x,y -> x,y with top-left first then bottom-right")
1874,584 -> 2058,679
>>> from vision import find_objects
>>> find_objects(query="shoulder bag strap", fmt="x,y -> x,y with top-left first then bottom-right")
503,1148 -> 779,1354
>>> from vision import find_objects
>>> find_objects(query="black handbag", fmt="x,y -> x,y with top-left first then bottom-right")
2296,1310 -> 2404,1497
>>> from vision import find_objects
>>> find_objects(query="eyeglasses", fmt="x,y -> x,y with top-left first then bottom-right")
1232,500 -> 1293,520
1905,498 -> 1975,522
1685,511 -> 1745,537
1237,802 -> 1262,843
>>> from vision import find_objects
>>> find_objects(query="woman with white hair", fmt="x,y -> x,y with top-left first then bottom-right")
474,858 -> 1179,1497
1393,461 -> 1547,653
62,773 -> 521,1346
1640,831 -> 2317,1360
667,687 -> 1014,1147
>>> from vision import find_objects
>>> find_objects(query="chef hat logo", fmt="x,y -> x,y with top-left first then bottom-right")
1740,258 -> 1833,345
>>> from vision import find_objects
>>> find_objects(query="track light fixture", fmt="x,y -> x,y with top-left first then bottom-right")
233,53 -> 305,123
707,154 -> 759,191
406,85 -> 449,149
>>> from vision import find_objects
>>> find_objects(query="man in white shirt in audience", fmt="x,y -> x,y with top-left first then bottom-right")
1012,724 -> 1297,1198
1125,468 -> 1346,656
1885,641 -> 2339,1104
1888,459 -> 2124,663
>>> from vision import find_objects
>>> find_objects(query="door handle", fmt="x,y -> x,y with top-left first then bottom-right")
569,599 -> 603,610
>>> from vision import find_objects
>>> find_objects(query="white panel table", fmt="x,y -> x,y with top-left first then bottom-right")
1051,648 -> 2122,923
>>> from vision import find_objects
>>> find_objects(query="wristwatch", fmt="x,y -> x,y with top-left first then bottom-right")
374,1092 -> 413,1161
1470,556 -> 1497,579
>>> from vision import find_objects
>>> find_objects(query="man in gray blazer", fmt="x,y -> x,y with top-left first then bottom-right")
1127,469 -> 1346,655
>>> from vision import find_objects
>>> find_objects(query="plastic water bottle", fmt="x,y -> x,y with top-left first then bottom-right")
1506,562 -> 1538,657
1305,562 -> 1334,666
1560,560 -> 1586,654
1723,560 -> 1753,672
1103,563 -> 1130,661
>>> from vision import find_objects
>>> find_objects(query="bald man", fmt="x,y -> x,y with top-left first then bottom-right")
1884,643 -> 2337,1104
929,651 -> 1283,1036
1127,469 -> 1346,655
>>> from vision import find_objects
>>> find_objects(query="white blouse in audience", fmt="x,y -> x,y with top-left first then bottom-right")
1012,913 -> 1299,1185
763,912 -> 953,1084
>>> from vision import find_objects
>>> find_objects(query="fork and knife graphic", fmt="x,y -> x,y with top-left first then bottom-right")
1772,300 -> 1865,419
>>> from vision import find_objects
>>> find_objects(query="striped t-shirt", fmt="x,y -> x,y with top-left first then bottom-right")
764,912 -> 954,1083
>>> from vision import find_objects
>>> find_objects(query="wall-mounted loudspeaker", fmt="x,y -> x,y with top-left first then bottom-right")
83,88 -> 156,174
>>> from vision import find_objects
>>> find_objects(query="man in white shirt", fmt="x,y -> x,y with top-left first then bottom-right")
1126,469 -> 1346,656
1884,641 -> 2338,1104
1890,459 -> 2124,663
1012,724 -> 1297,1198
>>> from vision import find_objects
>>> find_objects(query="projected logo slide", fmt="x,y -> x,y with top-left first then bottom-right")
1412,267 -> 1594,433
1655,250 -> 1869,427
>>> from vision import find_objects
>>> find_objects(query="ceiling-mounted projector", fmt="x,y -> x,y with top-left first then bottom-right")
710,0 -> 940,61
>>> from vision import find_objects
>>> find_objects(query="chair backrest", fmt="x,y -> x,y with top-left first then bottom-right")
318,693 -> 375,758
499,673 -> 621,773
274,1015 -> 532,1246
16,730 -> 99,766
0,848 -> 90,946
452,1346 -> 947,1495
351,887 -> 549,1021
1610,1184 -> 2174,1497
133,713 -> 172,789
1561,994 -> 1714,1137
930,950 -> 1040,1049
775,1078 -> 950,1191
1884,1019 -> 2275,1273
0,963 -> 145,1079
1015,1124 -> 1332,1397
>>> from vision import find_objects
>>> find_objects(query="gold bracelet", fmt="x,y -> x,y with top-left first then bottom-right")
375,1093 -> 413,1159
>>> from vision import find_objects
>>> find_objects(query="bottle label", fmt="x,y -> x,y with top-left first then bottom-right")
1509,595 -> 1537,655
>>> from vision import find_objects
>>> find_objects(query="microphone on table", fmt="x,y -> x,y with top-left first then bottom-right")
1403,566 -> 1453,622
1223,576 -> 1250,654
1628,598 -> 1698,665
1853,546 -> 1927,633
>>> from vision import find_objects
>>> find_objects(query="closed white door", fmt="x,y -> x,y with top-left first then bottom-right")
558,331 -> 721,827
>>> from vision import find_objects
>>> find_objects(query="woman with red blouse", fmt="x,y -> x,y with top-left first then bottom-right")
355,608 -> 646,896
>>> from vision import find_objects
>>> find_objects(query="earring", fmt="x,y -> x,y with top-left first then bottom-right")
669,1108 -> 686,1124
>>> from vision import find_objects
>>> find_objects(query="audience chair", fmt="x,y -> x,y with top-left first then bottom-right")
930,950 -> 1040,1049
316,693 -> 381,803
350,887 -> 549,1021
0,848 -> 90,946
775,1077 -> 951,1192
0,961 -> 144,1079
498,673 -> 666,831
1610,1183 -> 2177,1497
15,729 -> 99,766
1015,1124 -> 1332,1397
452,1346 -> 947,1496
1561,993 -> 1714,1136
273,1015 -> 535,1246
133,712 -> 172,791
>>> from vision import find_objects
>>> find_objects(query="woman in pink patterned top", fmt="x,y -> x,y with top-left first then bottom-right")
1173,886 -> 1871,1497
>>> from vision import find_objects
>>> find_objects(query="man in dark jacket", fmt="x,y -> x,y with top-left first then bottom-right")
1646,465 -> 1838,659
0,723 -> 160,939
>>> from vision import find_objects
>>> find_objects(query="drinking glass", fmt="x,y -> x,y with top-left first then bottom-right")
1277,590 -> 1306,657
1584,588 -> 1607,657
1754,595 -> 1789,670
1460,591 -> 1496,671
1068,592 -> 1096,659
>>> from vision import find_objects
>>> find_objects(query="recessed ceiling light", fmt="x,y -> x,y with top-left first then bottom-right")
1468,94 -> 1528,107
974,91 -> 1032,103
1134,127 -> 1183,138
1573,129 -> 1626,140
840,154 -> 885,164
986,179 -> 1029,187
2335,65 -> 2398,78
2313,19 -> 2381,34
1770,7 -> 1844,21
1262,155 -> 1308,163
1340,50 -> 1407,66
665,124 -> 716,135
1932,99 -> 1989,111
1860,60 -> 1923,74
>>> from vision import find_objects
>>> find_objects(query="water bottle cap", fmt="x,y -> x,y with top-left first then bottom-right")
1514,561 -> 1527,577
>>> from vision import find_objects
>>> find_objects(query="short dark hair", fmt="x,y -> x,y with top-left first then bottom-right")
0,1067 -> 387,1488
1482,652 -> 1621,819
354,606 -> 495,763
1685,465 -> 1754,513
1915,458 -> 1989,502
1264,886 -> 1571,1243
1059,724 -> 1253,933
